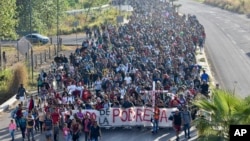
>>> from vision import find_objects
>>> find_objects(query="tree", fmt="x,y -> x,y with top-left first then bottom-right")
0,0 -> 17,39
193,89 -> 250,140
16,0 -> 68,36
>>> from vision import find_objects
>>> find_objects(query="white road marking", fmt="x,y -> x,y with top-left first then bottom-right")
240,49 -> 245,54
226,33 -> 237,45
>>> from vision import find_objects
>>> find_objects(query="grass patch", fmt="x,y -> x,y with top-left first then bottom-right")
61,45 -> 78,51
0,63 -> 28,104
60,7 -> 132,35
199,58 -> 206,62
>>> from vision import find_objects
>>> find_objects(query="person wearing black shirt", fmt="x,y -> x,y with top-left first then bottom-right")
200,80 -> 209,97
173,109 -> 182,141
89,121 -> 102,141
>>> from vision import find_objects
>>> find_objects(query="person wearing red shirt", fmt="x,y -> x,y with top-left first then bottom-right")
170,96 -> 181,108
82,86 -> 91,102
51,108 -> 60,125
95,97 -> 103,110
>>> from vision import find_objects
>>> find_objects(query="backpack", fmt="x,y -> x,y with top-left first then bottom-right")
27,119 -> 34,126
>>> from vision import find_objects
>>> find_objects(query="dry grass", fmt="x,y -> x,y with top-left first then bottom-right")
204,0 -> 250,14
0,63 -> 28,104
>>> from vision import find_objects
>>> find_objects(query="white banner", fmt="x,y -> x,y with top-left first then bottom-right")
68,107 -> 176,127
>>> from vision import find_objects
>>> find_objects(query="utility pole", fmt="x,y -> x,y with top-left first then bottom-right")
30,0 -> 34,80
57,0 -> 59,56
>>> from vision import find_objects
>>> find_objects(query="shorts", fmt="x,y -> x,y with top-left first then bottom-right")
45,130 -> 52,138
174,125 -> 181,132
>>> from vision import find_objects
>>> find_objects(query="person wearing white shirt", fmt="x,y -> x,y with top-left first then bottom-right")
67,82 -> 76,95
75,83 -> 84,98
124,74 -> 132,85
94,77 -> 102,95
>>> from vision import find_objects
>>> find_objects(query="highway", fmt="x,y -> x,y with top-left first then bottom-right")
1,0 -> 250,141
178,0 -> 250,97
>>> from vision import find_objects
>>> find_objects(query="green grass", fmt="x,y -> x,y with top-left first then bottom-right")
60,7 -> 131,35
0,69 -> 13,91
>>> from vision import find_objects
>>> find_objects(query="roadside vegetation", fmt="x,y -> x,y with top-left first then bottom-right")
0,63 -> 28,104
194,89 -> 250,140
0,0 -> 112,40
198,0 -> 250,17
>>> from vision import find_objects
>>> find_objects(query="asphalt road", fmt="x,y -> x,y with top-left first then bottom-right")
0,111 -> 197,141
178,0 -> 250,97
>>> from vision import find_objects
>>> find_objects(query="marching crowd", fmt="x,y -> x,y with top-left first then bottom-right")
9,0 -> 208,141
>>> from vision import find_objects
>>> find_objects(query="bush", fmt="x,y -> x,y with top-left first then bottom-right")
7,63 -> 28,95
0,63 -> 28,104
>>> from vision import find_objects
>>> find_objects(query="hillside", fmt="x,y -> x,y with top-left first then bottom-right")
203,0 -> 250,17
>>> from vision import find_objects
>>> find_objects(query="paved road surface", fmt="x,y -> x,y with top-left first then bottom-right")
0,111 -> 197,141
178,0 -> 250,97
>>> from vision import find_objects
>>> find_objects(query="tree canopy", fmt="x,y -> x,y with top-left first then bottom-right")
0,0 -> 17,39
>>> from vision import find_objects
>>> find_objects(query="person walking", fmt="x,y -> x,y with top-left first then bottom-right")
9,119 -> 16,141
26,115 -> 35,141
71,119 -> 80,141
43,115 -> 53,141
63,123 -> 71,141
172,109 -> 182,141
17,84 -> 26,105
38,108 -> 46,133
82,114 -> 91,141
182,106 -> 192,139
89,121 -> 102,141
19,116 -> 27,141
152,105 -> 160,134
53,122 -> 60,141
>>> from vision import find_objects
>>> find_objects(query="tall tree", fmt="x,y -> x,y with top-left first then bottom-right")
0,0 -> 17,39
16,0 -> 68,36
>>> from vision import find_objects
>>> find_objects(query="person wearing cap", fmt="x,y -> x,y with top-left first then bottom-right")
172,109 -> 182,141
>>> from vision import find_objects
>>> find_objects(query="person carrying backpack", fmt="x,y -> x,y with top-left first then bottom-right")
19,115 -> 27,141
43,115 -> 53,141
26,115 -> 35,141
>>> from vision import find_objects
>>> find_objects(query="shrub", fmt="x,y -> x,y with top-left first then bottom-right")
7,63 -> 28,95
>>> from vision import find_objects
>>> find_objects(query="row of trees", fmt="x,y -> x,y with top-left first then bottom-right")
194,89 -> 250,140
0,0 -> 109,40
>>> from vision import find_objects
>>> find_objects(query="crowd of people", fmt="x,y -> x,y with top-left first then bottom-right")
10,0 -> 209,141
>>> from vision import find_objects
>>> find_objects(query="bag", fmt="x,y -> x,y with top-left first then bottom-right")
168,115 -> 173,121
28,120 -> 34,126
16,94 -> 20,100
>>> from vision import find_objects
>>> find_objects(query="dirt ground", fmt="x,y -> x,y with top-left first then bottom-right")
0,45 -> 78,105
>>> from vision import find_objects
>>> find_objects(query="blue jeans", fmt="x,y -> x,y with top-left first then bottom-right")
9,130 -> 15,140
91,137 -> 98,141
153,119 -> 159,133
64,134 -> 71,141
27,128 -> 35,141
183,123 -> 190,137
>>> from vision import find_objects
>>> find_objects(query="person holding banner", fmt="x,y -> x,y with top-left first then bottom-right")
152,105 -> 160,134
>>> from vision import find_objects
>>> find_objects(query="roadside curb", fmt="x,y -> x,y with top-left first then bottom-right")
196,48 -> 215,87
0,91 -> 37,113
